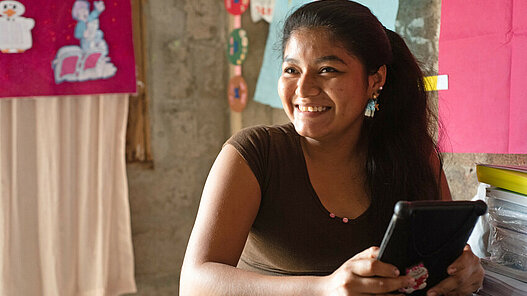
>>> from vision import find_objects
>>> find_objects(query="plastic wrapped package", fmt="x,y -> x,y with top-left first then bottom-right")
488,225 -> 527,271
487,188 -> 527,234
486,187 -> 527,273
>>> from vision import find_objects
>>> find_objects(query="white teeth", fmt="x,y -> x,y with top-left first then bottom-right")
299,106 -> 328,112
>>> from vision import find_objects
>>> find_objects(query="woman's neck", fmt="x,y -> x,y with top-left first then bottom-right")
300,131 -> 367,168
299,127 -> 371,219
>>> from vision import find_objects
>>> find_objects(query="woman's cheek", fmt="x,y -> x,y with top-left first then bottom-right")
278,77 -> 287,99
278,78 -> 292,104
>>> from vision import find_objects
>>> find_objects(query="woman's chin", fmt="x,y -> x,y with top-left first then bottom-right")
292,121 -> 328,140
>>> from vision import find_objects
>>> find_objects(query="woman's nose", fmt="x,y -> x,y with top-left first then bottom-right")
295,74 -> 320,98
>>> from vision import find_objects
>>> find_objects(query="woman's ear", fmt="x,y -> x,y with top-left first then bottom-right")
368,65 -> 387,94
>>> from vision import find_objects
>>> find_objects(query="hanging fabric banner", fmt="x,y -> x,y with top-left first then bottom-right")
0,0 -> 136,98
438,0 -> 527,153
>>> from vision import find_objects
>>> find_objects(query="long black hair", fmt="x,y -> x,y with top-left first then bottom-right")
282,0 -> 442,212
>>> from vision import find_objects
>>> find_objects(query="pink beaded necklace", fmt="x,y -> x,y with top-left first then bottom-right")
329,212 -> 350,223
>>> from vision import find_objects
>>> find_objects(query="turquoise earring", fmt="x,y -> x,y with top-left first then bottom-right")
364,86 -> 382,118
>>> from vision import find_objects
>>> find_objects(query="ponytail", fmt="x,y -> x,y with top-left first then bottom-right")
365,29 -> 441,214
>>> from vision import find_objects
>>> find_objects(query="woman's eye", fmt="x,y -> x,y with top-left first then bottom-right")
284,68 -> 297,74
320,67 -> 338,73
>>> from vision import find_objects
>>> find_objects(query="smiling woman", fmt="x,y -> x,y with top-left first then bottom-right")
278,27 -> 385,144
179,1 -> 484,295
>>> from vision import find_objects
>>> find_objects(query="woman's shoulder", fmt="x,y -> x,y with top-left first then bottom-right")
228,122 -> 296,145
224,123 -> 296,190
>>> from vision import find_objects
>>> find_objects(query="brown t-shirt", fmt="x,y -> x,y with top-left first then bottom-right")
227,123 -> 391,276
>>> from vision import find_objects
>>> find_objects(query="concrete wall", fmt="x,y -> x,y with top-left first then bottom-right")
125,0 -> 527,294
126,0 -> 229,294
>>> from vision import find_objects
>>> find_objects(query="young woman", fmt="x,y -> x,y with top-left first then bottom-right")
180,1 -> 484,295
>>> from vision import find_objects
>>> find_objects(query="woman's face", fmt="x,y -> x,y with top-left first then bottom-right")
278,28 -> 382,142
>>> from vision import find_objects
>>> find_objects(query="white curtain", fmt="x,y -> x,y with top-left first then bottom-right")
0,95 -> 136,296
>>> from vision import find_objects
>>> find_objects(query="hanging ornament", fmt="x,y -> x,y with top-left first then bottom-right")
224,0 -> 250,16
228,75 -> 248,112
227,28 -> 248,65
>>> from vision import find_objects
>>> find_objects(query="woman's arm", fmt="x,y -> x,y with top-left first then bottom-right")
180,144 -> 414,295
179,144 -> 327,295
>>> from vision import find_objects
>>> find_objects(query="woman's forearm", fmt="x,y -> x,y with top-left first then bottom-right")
180,262 -> 327,296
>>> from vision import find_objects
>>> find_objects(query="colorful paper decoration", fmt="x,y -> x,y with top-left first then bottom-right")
224,0 -> 249,16
52,0 -> 116,83
228,75 -> 248,112
250,0 -> 275,23
227,28 -> 248,65
0,1 -> 35,53
424,75 -> 448,91
438,0 -> 527,153
0,0 -> 136,98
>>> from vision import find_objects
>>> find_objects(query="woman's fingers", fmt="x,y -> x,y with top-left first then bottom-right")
427,245 -> 484,296
349,258 -> 400,278
329,247 -> 417,295
351,246 -> 380,260
428,270 -> 483,296
342,256 -> 415,294
350,247 -> 402,278
446,245 -> 475,275
426,274 -> 463,296
343,245 -> 485,295
354,276 -> 416,294
427,277 -> 482,296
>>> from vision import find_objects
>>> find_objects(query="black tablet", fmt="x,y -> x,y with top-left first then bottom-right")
377,200 -> 487,295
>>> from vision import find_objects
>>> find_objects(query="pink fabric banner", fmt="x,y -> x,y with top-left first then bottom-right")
0,0 -> 136,98
438,0 -> 527,153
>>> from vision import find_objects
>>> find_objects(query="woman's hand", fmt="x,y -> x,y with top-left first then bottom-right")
324,247 -> 416,296
426,245 -> 484,296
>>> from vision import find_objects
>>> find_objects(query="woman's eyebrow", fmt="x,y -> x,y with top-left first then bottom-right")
315,55 -> 347,65
283,56 -> 298,63
283,55 -> 347,66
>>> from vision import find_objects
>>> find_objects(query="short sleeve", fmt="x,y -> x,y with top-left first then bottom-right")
225,125 -> 270,192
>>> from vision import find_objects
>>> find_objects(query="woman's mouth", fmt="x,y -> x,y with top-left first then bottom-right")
297,105 -> 330,112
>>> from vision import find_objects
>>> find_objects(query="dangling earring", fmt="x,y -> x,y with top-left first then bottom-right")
364,86 -> 382,118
